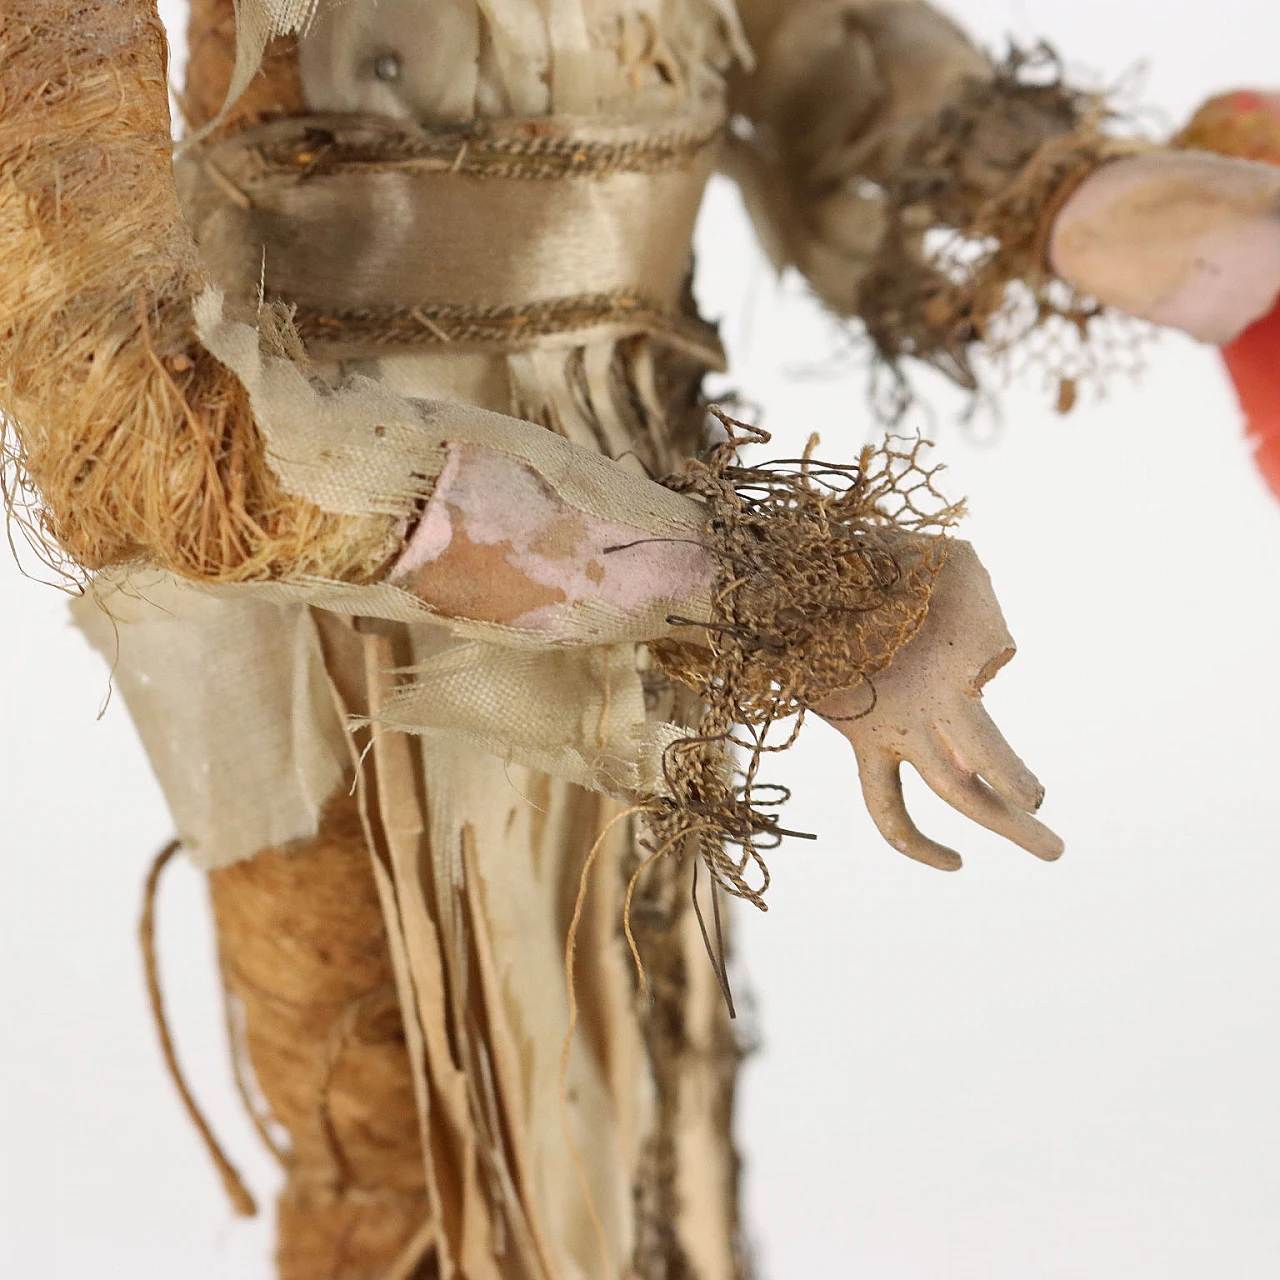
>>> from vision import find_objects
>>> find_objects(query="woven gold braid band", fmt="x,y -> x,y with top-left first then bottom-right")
288,295 -> 727,365
176,109 -> 727,362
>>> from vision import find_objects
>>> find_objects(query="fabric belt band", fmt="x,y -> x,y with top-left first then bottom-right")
176,110 -> 727,366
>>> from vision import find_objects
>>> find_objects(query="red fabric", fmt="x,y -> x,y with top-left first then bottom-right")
1194,89 -> 1280,499
1222,303 -> 1280,501
1233,90 -> 1280,120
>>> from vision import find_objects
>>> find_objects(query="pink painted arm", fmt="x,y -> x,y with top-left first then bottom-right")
389,442 -> 716,637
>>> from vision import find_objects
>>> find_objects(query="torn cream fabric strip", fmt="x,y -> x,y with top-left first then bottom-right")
187,0 -> 321,143
298,613 -> 660,1280
362,729 -> 741,1279
193,288 -> 714,652
365,634 -> 690,798
194,290 -> 706,538
75,567 -> 688,866
71,570 -> 350,869
352,631 -> 653,1280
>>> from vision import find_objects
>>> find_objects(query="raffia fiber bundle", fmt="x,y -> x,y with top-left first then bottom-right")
209,793 -> 432,1280
0,8 -> 421,1275
0,0 -> 395,586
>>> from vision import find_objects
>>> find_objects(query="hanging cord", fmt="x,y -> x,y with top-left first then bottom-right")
139,839 -> 258,1218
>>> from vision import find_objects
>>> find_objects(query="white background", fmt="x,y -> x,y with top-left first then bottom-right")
4,2 -> 1280,1276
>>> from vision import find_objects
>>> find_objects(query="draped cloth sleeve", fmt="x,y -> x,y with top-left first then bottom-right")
724,0 -> 1126,390
725,0 -> 991,314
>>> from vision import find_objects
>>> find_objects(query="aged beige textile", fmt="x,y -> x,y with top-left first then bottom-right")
70,3 -> 997,1276
83,3 -> 757,1274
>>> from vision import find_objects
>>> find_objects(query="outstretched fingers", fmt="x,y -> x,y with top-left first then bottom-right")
934,700 -> 1046,814
856,751 -> 963,872
913,735 -> 1064,862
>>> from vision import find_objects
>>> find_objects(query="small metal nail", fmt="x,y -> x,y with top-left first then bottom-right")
371,52 -> 402,83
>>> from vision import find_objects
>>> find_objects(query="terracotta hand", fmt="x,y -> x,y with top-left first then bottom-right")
817,540 -> 1062,871
1049,147 -> 1280,344
393,448 -> 1060,869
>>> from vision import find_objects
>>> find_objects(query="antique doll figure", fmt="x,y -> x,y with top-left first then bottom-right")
4,2 -> 1280,1279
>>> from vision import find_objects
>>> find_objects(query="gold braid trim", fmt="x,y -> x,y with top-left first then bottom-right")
249,111 -> 726,180
288,295 -> 725,363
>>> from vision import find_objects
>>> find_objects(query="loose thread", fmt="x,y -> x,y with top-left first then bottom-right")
559,803 -> 648,1279
693,862 -> 737,1018
621,823 -> 718,998
140,839 -> 258,1218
